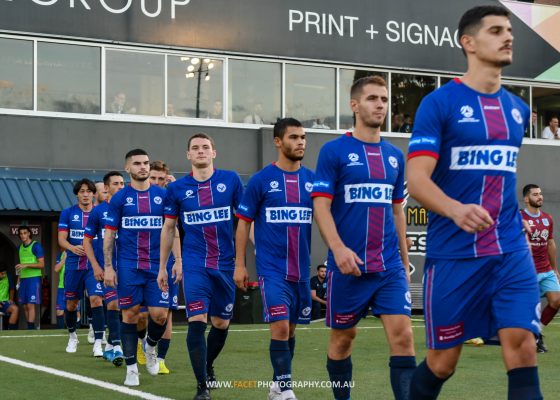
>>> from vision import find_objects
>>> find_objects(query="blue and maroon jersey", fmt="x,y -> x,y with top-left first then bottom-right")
163,169 -> 243,271
84,201 -> 116,268
58,204 -> 91,271
312,133 -> 405,274
236,163 -> 314,283
521,209 -> 554,274
105,185 -> 165,271
408,78 -> 530,259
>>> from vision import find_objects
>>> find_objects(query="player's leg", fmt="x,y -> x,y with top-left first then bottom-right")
7,303 -> 19,329
157,276 -> 179,374
121,305 -> 141,386
136,307 -> 148,365
143,269 -> 169,376
24,304 -> 35,329
86,270 -> 106,357
105,296 -> 124,366
536,272 -> 560,352
56,288 -> 65,329
327,327 -> 357,400
64,270 -> 85,353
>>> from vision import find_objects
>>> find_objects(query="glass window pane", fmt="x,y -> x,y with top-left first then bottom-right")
533,87 -> 560,140
106,50 -> 164,116
339,69 -> 388,131
286,64 -> 335,129
391,74 -> 436,133
37,43 -> 100,114
167,56 -> 223,118
229,60 -> 281,124
0,38 -> 33,110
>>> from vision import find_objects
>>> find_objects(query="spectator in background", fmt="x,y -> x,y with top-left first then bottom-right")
15,226 -> 45,330
0,267 -> 19,330
400,114 -> 413,133
531,110 -> 537,137
312,118 -> 330,129
54,250 -> 67,329
392,113 -> 404,132
310,264 -> 328,320
243,102 -> 264,124
208,100 -> 223,120
108,92 -> 136,115
542,116 -> 559,140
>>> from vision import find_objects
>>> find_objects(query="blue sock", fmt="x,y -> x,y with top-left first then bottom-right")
507,367 -> 543,400
288,336 -> 296,359
158,338 -> 171,360
107,310 -> 121,346
56,315 -> 65,329
206,326 -> 229,370
121,322 -> 138,366
390,355 -> 417,400
146,317 -> 167,347
8,323 -> 18,330
91,306 -> 105,340
270,339 -> 292,392
137,328 -> 146,340
187,321 -> 208,386
66,310 -> 77,333
27,322 -> 35,330
327,356 -> 352,400
410,359 -> 451,400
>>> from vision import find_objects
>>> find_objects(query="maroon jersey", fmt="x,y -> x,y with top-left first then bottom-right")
521,209 -> 554,273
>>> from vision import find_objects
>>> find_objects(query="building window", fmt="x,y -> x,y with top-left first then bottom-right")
106,50 -> 164,116
228,60 -> 281,124
391,73 -> 436,133
0,38 -> 33,110
286,64 -> 335,130
533,87 -> 560,140
37,43 -> 100,114
167,56 -> 223,119
339,69 -> 388,131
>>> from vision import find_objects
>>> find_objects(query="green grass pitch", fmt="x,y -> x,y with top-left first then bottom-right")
1,317 -> 559,399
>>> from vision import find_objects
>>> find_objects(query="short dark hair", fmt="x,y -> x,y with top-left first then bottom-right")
150,160 -> 170,174
458,6 -> 510,55
103,171 -> 123,186
273,118 -> 303,139
316,264 -> 326,271
125,148 -> 149,161
73,178 -> 96,195
522,184 -> 539,198
188,133 -> 215,150
550,116 -> 559,122
18,225 -> 32,237
350,75 -> 387,100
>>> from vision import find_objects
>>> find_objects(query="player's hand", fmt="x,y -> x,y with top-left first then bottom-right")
158,268 -> 169,292
332,245 -> 363,276
15,264 -> 24,273
92,265 -> 104,281
171,261 -> 183,285
71,245 -> 86,256
234,264 -> 249,291
522,219 -> 532,234
449,203 -> 494,234
104,266 -> 117,288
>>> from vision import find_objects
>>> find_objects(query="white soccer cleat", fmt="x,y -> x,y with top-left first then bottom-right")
281,390 -> 297,400
87,324 -> 95,344
144,345 -> 159,376
124,370 -> 140,387
93,340 -> 103,357
66,337 -> 79,353
268,382 -> 282,400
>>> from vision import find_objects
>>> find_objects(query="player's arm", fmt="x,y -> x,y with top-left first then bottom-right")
83,236 -> 103,281
311,288 -> 327,305
392,203 -> 410,282
234,218 -> 251,291
158,217 -> 177,291
103,228 -> 117,288
548,238 -> 558,277
406,155 -> 493,234
58,230 -> 85,257
171,227 -> 183,284
54,252 -> 66,273
313,196 -> 362,276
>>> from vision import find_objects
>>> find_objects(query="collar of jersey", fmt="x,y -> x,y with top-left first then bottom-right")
524,208 -> 541,218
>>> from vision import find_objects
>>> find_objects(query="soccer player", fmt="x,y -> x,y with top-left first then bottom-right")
160,133 -> 243,400
0,267 -> 19,330
15,225 -> 45,330
103,149 -> 178,387
58,179 -> 105,355
84,171 -> 125,365
235,118 -> 314,400
312,75 -> 416,400
521,184 -> 560,353
54,251 -> 66,329
95,181 -> 108,205
149,160 -> 176,188
407,6 -> 542,399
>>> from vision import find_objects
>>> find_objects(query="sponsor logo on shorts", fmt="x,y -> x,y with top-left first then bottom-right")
188,300 -> 205,312
216,183 -> 227,193
30,295 -> 36,301
405,291 -> 412,304
121,216 -> 163,229
265,207 -> 312,224
225,303 -> 234,313
119,296 -> 133,307
65,291 -> 77,298
183,206 -> 231,225
435,322 -> 464,343
344,183 -> 394,204
450,145 -> 518,173
334,313 -> 357,326
154,196 -> 162,205
69,229 -> 85,240
96,283 -> 102,290
105,290 -> 117,300
269,304 -> 288,317
301,307 -> 311,317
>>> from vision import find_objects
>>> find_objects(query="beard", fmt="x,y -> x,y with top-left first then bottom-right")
282,148 -> 304,162
130,172 -> 148,182
528,199 -> 542,208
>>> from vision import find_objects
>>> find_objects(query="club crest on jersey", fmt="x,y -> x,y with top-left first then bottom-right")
73,215 -> 80,221
347,153 -> 363,166
450,145 -> 518,173
154,196 -> 162,205
388,156 -> 398,169
511,108 -> 523,125
305,182 -> 313,192
125,197 -> 135,206
216,183 -> 227,193
184,190 -> 194,199
458,105 -> 480,123
344,183 -> 394,204
183,206 -> 231,225
269,181 -> 282,193
542,218 -> 549,227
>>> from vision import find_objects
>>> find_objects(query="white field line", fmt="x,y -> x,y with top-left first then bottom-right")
0,355 -> 174,400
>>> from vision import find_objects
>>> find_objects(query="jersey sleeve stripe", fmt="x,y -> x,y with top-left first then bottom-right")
392,198 -> 405,204
407,150 -> 439,160
58,228 -> 69,232
235,213 -> 253,222
104,225 -> 118,231
164,214 -> 178,220
83,233 -> 95,239
311,192 -> 334,200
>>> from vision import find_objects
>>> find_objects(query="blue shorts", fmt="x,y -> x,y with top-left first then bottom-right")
183,268 -> 235,320
117,267 -> 168,309
326,267 -> 411,329
64,269 -> 104,301
0,300 -> 15,314
537,271 -> 560,297
168,277 -> 179,311
104,285 -> 118,304
18,276 -> 42,305
56,288 -> 65,311
259,276 -> 311,325
424,250 -> 541,350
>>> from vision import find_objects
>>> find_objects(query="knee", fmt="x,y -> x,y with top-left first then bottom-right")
390,328 -> 415,353
152,313 -> 167,326
90,296 -> 103,308
211,317 -> 230,330
330,330 -> 356,355
270,321 -> 290,340
427,358 -> 456,379
66,301 -> 78,311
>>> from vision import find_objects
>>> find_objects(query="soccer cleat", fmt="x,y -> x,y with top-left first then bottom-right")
193,383 -> 211,400
145,345 -> 159,376
537,334 -> 548,353
464,337 -> 484,346
87,324 -> 95,344
102,331 -> 108,345
124,370 -> 140,387
280,390 -> 297,400
112,351 -> 125,367
103,349 -> 115,362
137,341 -> 146,365
158,360 -> 170,375
66,337 -> 79,353
268,382 -> 282,400
93,341 -> 103,357
206,366 -> 217,389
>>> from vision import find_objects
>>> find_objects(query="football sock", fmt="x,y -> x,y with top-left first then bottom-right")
389,355 -> 417,400
327,356 -> 352,400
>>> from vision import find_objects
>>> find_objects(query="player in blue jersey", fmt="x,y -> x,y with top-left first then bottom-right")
103,149 -> 180,387
235,118 -> 314,400
84,171 -> 125,366
160,133 -> 243,400
312,75 -> 416,400
407,6 -> 542,399
58,179 -> 106,355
